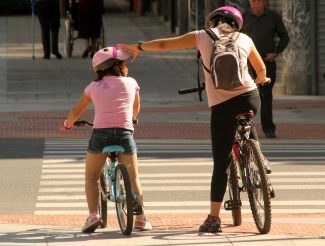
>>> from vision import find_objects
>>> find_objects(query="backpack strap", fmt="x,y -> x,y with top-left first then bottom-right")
205,28 -> 219,41
199,28 -> 220,74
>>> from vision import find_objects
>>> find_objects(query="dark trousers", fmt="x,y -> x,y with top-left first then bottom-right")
36,1 -> 60,57
210,89 -> 260,202
259,61 -> 276,134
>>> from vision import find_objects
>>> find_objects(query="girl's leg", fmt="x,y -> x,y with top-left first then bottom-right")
85,152 -> 106,215
118,153 -> 152,230
118,153 -> 143,203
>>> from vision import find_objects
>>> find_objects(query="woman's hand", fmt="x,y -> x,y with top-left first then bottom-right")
117,44 -> 140,62
255,77 -> 271,85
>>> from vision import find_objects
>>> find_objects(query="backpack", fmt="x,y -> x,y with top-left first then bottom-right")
202,28 -> 244,90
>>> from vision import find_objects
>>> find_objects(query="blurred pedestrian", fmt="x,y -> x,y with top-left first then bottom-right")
242,0 -> 289,138
78,0 -> 104,58
35,0 -> 62,59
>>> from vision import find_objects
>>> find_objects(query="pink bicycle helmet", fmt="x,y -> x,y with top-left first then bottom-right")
206,6 -> 243,30
92,47 -> 130,72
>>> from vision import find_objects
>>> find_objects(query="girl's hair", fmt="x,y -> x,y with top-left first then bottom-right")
94,61 -> 126,81
211,16 -> 237,34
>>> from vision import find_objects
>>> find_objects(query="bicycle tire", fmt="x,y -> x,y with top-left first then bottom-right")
98,170 -> 108,228
244,139 -> 271,234
114,164 -> 133,235
64,19 -> 73,58
228,152 -> 242,226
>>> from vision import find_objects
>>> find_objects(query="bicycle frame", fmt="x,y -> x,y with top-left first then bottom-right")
100,154 -> 118,202
232,112 -> 255,192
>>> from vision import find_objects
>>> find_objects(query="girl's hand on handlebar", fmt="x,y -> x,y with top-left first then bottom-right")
59,120 -> 73,131
116,44 -> 140,62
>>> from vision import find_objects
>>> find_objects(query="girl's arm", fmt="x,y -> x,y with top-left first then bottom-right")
117,31 -> 197,62
133,91 -> 140,121
60,93 -> 91,130
248,45 -> 271,84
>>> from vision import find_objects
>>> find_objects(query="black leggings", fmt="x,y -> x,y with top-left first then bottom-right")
210,89 -> 260,202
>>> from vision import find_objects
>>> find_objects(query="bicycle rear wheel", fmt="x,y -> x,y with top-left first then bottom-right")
114,164 -> 133,235
244,139 -> 271,234
228,152 -> 242,226
98,170 -> 108,228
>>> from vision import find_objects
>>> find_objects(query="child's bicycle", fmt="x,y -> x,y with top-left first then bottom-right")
178,83 -> 275,234
74,120 -> 143,235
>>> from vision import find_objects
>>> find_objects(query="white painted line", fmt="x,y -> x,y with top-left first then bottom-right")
40,181 -> 84,185
43,159 -> 84,164
34,209 -> 325,215
38,184 -> 325,193
38,195 -> 85,200
36,201 -> 325,207
42,169 -> 84,173
41,175 -> 84,179
42,164 -> 84,168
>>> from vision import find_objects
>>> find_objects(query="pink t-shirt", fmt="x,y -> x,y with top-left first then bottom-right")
195,29 -> 257,107
84,75 -> 140,131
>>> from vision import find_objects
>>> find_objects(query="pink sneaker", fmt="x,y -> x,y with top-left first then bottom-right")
134,216 -> 152,231
82,214 -> 103,233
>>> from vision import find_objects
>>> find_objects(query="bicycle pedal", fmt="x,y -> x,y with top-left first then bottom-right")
224,200 -> 242,210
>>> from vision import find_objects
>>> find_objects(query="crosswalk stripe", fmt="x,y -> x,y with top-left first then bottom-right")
35,201 -> 325,206
40,177 -> 325,186
34,209 -> 325,215
35,139 -> 325,215
38,184 -> 325,193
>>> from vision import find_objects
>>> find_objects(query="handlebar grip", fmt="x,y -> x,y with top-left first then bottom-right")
74,120 -> 93,127
178,87 -> 200,94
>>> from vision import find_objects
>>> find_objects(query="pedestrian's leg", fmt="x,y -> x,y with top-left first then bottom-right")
37,14 -> 51,58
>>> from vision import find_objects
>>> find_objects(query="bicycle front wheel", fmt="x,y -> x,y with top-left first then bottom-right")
98,170 -> 108,228
228,152 -> 242,226
114,164 -> 133,235
244,139 -> 271,234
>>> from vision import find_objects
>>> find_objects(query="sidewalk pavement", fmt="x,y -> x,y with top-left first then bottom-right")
0,1 -> 325,245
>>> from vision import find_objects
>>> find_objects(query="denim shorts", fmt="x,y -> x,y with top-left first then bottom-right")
87,128 -> 137,155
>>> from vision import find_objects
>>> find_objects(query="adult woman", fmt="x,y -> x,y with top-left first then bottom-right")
118,6 -> 270,232
60,47 -> 152,232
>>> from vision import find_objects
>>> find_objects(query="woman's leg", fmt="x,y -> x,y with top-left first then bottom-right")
84,152 -> 106,215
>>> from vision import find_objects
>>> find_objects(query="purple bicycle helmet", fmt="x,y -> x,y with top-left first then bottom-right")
92,47 -> 130,72
206,6 -> 243,30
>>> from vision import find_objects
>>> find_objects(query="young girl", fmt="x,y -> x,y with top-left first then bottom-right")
118,6 -> 270,232
60,47 -> 152,233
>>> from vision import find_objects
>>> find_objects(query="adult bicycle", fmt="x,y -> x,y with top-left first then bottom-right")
74,120 -> 142,235
178,83 -> 275,234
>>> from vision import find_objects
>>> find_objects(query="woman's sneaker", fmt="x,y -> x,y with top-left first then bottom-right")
82,214 -> 103,233
134,215 -> 152,231
199,214 -> 222,233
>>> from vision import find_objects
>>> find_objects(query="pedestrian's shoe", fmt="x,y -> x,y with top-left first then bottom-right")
199,214 -> 222,233
263,156 -> 272,174
52,52 -> 62,59
265,131 -> 276,138
134,215 -> 152,231
82,47 -> 90,58
82,214 -> 102,233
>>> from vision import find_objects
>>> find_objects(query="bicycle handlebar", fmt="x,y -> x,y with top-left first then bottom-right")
178,82 -> 205,100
